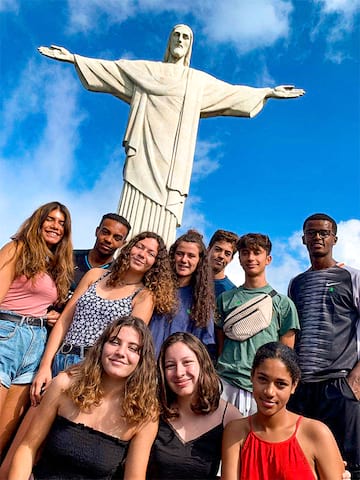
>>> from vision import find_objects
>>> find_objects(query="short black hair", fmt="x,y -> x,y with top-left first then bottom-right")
99,213 -> 131,236
303,213 -> 337,235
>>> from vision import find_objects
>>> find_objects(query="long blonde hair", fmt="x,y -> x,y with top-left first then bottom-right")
66,316 -> 159,424
10,201 -> 73,304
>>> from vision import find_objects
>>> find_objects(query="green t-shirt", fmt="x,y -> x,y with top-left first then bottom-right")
215,284 -> 300,392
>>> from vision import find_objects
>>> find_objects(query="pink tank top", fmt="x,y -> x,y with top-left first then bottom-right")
240,416 -> 315,480
0,273 -> 58,317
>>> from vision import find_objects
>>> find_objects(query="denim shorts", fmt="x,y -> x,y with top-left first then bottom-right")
0,319 -> 47,388
52,351 -> 83,377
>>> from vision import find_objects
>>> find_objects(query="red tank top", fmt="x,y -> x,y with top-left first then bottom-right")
240,416 -> 315,480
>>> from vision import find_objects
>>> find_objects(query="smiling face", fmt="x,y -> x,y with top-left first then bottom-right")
101,325 -> 141,380
94,219 -> 128,258
208,240 -> 234,277
129,237 -> 159,274
164,341 -> 200,399
251,358 -> 297,417
239,245 -> 271,278
41,208 -> 65,247
174,241 -> 200,284
302,219 -> 337,259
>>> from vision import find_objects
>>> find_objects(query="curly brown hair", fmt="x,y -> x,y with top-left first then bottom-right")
158,332 -> 221,419
107,231 -> 177,315
10,201 -> 73,304
169,230 -> 214,327
66,316 -> 159,424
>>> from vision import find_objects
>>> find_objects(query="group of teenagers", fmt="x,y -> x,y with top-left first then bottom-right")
0,201 -> 359,479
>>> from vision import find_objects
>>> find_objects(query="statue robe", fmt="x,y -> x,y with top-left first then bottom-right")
74,56 -> 272,244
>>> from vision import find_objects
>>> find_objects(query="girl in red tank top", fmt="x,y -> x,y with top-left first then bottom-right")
221,342 -> 346,480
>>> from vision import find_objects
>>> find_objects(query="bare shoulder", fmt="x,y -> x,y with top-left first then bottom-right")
84,267 -> 107,282
224,416 -> 249,441
300,416 -> 335,440
221,399 -> 243,426
135,287 -> 154,302
0,240 -> 19,264
47,371 -> 73,394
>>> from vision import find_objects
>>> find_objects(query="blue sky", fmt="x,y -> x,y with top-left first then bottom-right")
1,0 -> 359,292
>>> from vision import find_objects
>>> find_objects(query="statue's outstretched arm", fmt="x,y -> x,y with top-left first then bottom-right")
267,84 -> 306,99
38,45 -> 75,64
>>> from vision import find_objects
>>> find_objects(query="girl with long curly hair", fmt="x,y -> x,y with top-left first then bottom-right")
149,229 -> 216,359
0,201 -> 73,457
147,332 -> 241,479
30,231 -> 177,405
9,316 -> 160,480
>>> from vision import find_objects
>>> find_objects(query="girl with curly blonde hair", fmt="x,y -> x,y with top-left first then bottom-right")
0,201 -> 73,456
30,231 -> 177,406
9,316 -> 160,480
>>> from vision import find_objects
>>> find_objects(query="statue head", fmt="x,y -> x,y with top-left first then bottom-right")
164,24 -> 193,66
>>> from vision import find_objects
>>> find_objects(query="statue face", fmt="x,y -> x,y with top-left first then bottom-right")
169,25 -> 191,63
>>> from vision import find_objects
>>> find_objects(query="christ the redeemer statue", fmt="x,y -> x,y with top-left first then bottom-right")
39,24 -> 305,245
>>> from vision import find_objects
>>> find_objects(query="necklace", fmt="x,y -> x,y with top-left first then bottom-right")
118,280 -> 143,286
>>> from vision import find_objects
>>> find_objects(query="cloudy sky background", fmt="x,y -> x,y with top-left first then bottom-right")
1,0 -> 359,293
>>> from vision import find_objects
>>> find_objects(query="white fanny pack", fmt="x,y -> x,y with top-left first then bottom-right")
223,289 -> 277,341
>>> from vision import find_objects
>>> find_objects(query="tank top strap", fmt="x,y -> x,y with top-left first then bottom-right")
221,401 -> 229,425
294,415 -> 303,433
248,415 -> 254,431
131,286 -> 145,299
95,270 -> 111,284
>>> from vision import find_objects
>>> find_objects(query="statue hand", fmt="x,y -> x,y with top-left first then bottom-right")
38,45 -> 75,63
271,85 -> 305,98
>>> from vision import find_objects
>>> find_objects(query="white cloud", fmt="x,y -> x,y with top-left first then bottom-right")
67,0 -> 135,33
0,58 -> 124,249
64,0 -> 293,53
0,0 -> 18,13
201,0 -> 292,54
312,0 -> 360,62
192,140 -> 221,181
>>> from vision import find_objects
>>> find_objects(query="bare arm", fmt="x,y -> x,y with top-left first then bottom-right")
221,420 -> 243,480
279,329 -> 296,348
132,289 -> 155,325
0,241 -> 17,304
30,268 -> 105,404
215,325 -> 226,356
347,360 -> 360,400
124,418 -> 158,480
38,45 -> 75,63
308,420 -> 345,479
8,374 -> 69,480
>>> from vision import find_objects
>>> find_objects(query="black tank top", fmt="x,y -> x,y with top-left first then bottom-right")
147,403 -> 228,479
33,415 -> 129,479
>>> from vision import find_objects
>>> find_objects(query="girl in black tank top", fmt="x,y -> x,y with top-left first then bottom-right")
147,332 -> 242,479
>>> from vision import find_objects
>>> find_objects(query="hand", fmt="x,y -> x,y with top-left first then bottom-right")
270,85 -> 306,98
347,364 -> 360,400
30,366 -> 52,406
46,310 -> 60,327
343,460 -> 351,479
38,45 -> 75,63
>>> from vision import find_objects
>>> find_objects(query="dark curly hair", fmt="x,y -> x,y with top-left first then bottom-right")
107,231 -> 177,315
169,230 -> 214,327
158,332 -> 221,419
